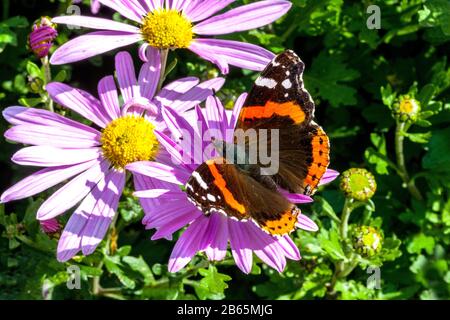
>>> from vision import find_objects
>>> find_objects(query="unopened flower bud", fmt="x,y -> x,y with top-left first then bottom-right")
40,218 -> 61,234
340,168 -> 377,201
392,95 -> 421,123
29,17 -> 58,58
352,226 -> 383,257
28,75 -> 44,93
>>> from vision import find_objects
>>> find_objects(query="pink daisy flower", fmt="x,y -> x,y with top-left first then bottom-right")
50,0 -> 292,73
1,48 -> 224,262
127,95 -> 339,273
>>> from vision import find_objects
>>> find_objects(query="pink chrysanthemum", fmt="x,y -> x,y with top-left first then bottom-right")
1,48 -> 223,262
127,95 -> 339,273
50,0 -> 291,73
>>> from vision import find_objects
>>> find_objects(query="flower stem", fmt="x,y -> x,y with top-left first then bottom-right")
340,198 -> 353,241
157,49 -> 169,93
394,121 -> 423,201
328,198 -> 357,297
41,56 -> 54,112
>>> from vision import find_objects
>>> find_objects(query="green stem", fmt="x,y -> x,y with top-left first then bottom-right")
340,198 -> 353,242
394,122 -> 423,201
41,56 -> 54,112
157,49 -> 169,93
328,198 -> 356,296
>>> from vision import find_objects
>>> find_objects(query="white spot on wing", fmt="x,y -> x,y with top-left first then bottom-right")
282,79 -> 292,89
255,77 -> 277,89
192,171 -> 208,190
207,194 -> 216,202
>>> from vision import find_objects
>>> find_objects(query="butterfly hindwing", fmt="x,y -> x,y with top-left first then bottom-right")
185,158 -> 300,236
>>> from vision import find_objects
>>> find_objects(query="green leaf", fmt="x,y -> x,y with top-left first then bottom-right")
423,127 -> 450,172
53,70 -> 67,83
405,132 -> 432,144
18,97 -> 44,107
194,265 -> 231,300
418,84 -> 436,107
26,61 -> 43,79
318,224 -> 346,261
407,234 -> 435,255
122,256 -> 154,285
116,245 -> 132,257
304,52 -> 360,107
104,256 -> 136,289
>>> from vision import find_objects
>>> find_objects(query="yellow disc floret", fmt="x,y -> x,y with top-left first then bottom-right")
141,9 -> 193,49
101,116 -> 159,169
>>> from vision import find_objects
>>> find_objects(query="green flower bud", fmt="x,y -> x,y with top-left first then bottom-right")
392,95 -> 421,123
352,226 -> 383,257
28,76 -> 44,93
340,168 -> 377,201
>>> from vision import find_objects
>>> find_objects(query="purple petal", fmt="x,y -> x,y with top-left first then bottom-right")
189,39 -> 274,73
159,107 -> 202,165
50,31 -> 141,65
247,222 -> 286,272
276,236 -> 301,260
37,159 -> 109,220
138,46 -> 161,99
183,0 -> 235,22
170,77 -> 225,113
296,214 -> 319,232
229,220 -> 253,274
57,169 -> 125,261
193,0 -> 291,35
97,0 -> 147,23
319,169 -> 340,186
279,189 -> 314,204
168,215 -> 210,272
229,92 -> 247,129
0,159 -> 99,203
205,96 -> 226,137
52,16 -> 139,33
154,129 -> 188,167
134,173 -> 172,217
115,51 -> 140,102
205,213 -> 229,261
155,77 -> 199,106
3,106 -> 101,136
5,125 -> 100,149
98,76 -> 121,121
133,188 -> 185,199
80,170 -> 125,255
126,161 -> 190,185
142,0 -> 164,12
12,146 -> 101,167
46,82 -> 110,128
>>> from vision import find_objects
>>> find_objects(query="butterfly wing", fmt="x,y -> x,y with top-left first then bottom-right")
235,50 -> 330,195
185,158 -> 300,236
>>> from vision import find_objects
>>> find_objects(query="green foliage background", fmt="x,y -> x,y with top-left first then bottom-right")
0,0 -> 449,300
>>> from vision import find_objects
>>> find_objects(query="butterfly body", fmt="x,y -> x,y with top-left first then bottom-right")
185,50 -> 330,236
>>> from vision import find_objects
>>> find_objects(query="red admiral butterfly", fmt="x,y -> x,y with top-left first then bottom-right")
185,50 -> 330,236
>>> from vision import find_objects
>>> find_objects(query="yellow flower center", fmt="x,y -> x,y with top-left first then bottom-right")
141,9 -> 193,49
101,116 -> 159,169
399,99 -> 419,114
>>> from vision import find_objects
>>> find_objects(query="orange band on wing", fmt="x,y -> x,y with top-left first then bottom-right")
240,101 -> 306,124
261,207 -> 299,236
206,160 -> 246,215
304,127 -> 330,188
